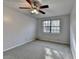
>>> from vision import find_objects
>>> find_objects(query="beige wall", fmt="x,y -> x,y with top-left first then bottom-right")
36,15 -> 70,44
3,6 -> 36,51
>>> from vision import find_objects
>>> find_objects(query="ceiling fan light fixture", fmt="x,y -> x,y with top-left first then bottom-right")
31,10 -> 35,13
31,9 -> 39,14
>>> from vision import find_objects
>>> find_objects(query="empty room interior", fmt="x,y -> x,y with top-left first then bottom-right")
3,0 -> 76,59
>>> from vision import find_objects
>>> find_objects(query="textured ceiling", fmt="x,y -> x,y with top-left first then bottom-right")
4,0 -> 75,18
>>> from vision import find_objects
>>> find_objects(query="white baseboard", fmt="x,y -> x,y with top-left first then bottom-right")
3,39 -> 33,52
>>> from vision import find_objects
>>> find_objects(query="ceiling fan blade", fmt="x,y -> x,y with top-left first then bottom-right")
26,0 -> 32,5
19,7 -> 31,9
40,5 -> 49,9
38,10 -> 45,14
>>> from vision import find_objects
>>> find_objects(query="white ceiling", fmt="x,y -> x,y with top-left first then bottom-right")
4,0 -> 75,18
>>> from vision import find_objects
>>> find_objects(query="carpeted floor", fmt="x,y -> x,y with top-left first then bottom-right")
4,40 -> 73,59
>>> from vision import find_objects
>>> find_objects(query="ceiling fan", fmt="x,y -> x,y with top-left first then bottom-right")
19,0 -> 49,14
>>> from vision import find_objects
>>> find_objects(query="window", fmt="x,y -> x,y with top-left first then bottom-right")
43,20 -> 60,33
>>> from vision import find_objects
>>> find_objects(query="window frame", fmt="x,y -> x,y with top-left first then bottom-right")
42,18 -> 61,34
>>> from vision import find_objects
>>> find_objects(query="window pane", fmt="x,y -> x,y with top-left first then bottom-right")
42,19 -> 60,33
43,20 -> 50,26
51,27 -> 60,33
51,20 -> 60,26
43,26 -> 50,33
